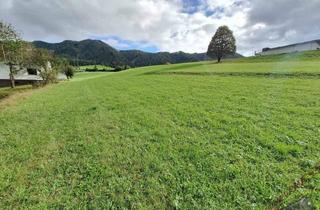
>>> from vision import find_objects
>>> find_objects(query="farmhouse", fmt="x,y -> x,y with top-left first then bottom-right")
0,62 -> 67,87
256,39 -> 320,56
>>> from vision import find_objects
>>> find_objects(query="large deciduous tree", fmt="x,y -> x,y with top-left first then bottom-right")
207,26 -> 236,63
0,20 -> 23,88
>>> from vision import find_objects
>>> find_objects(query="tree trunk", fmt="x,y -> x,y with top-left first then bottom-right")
1,44 -> 6,62
9,64 -> 15,88
217,56 -> 222,63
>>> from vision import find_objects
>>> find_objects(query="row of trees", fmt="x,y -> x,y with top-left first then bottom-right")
0,21 -> 74,88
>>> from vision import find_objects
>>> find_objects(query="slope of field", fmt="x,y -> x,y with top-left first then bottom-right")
235,50 -> 320,63
0,58 -> 319,209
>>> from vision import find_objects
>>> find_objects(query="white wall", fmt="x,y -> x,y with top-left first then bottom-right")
0,62 -> 67,80
0,63 -> 32,79
0,63 -> 10,79
258,41 -> 320,56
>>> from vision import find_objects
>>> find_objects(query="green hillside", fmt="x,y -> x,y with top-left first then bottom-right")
235,50 -> 320,63
0,58 -> 319,209
32,40 -> 124,66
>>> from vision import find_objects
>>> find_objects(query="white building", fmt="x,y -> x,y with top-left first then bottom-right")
0,62 -> 67,87
256,39 -> 320,56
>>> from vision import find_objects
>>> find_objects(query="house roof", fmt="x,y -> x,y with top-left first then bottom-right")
265,39 -> 320,51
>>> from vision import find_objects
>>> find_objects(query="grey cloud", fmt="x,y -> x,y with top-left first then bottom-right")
0,0 -> 319,55
244,0 -> 320,53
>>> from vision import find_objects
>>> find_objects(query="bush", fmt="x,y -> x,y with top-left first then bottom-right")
114,66 -> 123,72
114,65 -> 130,72
40,69 -> 58,84
64,65 -> 74,79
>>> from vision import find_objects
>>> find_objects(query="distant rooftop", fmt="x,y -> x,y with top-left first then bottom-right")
264,39 -> 320,51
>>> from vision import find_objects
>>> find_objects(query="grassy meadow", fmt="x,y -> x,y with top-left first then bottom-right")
0,52 -> 319,209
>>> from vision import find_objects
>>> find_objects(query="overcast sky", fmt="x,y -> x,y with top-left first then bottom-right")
0,0 -> 319,55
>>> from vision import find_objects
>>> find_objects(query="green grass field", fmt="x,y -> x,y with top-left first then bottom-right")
0,52 -> 319,209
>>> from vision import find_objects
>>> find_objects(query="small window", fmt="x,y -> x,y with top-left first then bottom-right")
27,68 -> 38,75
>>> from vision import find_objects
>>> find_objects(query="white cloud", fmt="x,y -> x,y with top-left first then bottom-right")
207,0 -> 238,9
101,38 -> 130,49
0,0 -> 319,56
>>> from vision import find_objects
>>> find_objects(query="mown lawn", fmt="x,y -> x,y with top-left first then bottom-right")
0,59 -> 319,209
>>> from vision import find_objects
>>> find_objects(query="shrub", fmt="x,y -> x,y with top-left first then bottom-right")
114,65 -> 130,72
40,69 -> 58,84
64,65 -> 74,79
114,66 -> 123,72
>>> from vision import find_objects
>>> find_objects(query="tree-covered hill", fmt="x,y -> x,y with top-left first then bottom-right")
33,39 -> 243,67
119,50 -> 212,67
33,39 -> 124,66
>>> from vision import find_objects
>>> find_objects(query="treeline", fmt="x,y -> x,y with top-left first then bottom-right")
83,65 -> 130,72
120,50 -> 209,67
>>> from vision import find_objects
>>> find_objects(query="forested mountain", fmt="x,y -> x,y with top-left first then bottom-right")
33,40 -> 123,66
33,39 -> 243,67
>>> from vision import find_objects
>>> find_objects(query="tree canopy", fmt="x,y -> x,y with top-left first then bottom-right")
0,21 -> 22,62
207,26 -> 236,63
